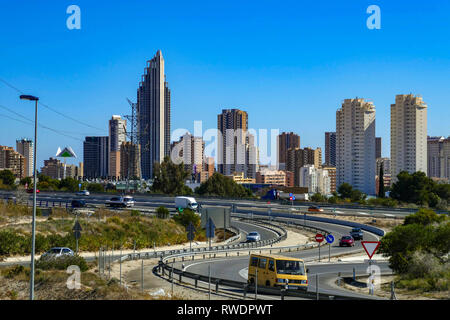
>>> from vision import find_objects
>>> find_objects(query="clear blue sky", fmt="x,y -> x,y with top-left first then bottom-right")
1,0 -> 450,169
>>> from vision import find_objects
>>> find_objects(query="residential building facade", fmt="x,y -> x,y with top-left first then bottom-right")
0,145 -> 25,179
427,136 -> 450,182
391,94 -> 427,183
83,136 -> 109,178
324,132 -> 336,166
278,132 -> 300,170
16,139 -> 34,177
336,98 -> 376,195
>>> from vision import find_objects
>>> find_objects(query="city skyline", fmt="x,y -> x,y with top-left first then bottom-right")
1,1 -> 450,169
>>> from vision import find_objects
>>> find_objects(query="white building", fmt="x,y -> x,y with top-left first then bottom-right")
336,98 -> 376,195
391,94 -> 427,183
299,165 -> 331,195
16,139 -> 33,177
427,136 -> 450,182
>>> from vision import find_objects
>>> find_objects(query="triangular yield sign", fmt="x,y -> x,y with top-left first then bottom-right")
361,241 -> 380,259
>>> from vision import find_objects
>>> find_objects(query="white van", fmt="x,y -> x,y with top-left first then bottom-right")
175,196 -> 198,211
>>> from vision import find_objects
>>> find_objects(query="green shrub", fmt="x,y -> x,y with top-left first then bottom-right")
156,206 -> 170,219
130,210 -> 141,217
2,265 -> 28,279
172,208 -> 200,229
36,254 -> 89,272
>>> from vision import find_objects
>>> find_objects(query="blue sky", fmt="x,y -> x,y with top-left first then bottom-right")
1,0 -> 450,169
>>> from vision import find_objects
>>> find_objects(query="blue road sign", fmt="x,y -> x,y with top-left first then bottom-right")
289,193 -> 293,197
205,218 -> 215,238
186,222 -> 196,241
326,234 -> 335,244
292,195 -> 296,201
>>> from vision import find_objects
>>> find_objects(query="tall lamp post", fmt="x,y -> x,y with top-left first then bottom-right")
19,94 -> 39,300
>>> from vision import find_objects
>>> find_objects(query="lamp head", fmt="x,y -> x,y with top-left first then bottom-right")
20,95 -> 39,101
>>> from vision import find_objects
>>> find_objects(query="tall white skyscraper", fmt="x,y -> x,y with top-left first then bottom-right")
16,139 -> 33,177
336,98 -> 376,195
390,94 -> 427,183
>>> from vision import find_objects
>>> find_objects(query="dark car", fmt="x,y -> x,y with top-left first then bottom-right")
308,206 -> 323,212
27,189 -> 40,193
350,228 -> 364,240
71,199 -> 87,208
339,235 -> 355,247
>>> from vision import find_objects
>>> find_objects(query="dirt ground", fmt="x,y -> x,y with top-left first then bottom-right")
339,275 -> 449,300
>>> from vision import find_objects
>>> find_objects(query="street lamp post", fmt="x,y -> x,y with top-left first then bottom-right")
20,94 -> 39,301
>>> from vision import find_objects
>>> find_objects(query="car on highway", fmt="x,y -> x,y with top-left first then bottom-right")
349,227 -> 364,240
26,188 -> 39,193
105,195 -> 135,208
308,206 -> 323,212
41,247 -> 74,259
339,235 -> 355,247
76,190 -> 90,196
71,199 -> 87,208
246,232 -> 261,242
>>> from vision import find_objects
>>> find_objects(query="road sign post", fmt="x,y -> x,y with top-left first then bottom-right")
186,222 -> 196,252
325,234 -> 334,262
315,234 -> 324,262
361,241 -> 381,260
206,218 -> 216,250
72,219 -> 82,254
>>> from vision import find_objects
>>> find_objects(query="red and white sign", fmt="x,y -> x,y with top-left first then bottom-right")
315,234 -> 324,243
361,241 -> 381,259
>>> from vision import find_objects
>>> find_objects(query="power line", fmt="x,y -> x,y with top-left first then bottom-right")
0,77 -> 105,132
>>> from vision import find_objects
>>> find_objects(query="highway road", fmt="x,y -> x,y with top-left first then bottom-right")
0,190 -> 429,219
148,217 -> 390,300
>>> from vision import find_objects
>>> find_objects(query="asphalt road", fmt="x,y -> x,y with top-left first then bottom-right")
0,190 -> 425,218
169,218 -> 388,300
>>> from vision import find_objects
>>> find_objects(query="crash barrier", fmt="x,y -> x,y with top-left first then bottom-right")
155,247 -> 372,300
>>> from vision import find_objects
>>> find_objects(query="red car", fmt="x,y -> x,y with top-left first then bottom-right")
339,235 -> 355,247
26,189 -> 40,193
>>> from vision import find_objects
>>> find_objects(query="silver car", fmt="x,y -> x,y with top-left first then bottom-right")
41,247 -> 74,259
246,232 -> 261,242
76,190 -> 90,196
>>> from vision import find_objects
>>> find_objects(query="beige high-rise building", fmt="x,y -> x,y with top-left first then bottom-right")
0,145 -> 25,179
391,94 -> 427,183
217,109 -> 257,179
109,115 -> 127,179
427,136 -> 450,182
16,139 -> 34,177
336,98 -> 376,195
120,142 -> 141,179
171,132 -> 205,181
286,147 -> 322,186
322,165 -> 336,193
277,132 -> 300,170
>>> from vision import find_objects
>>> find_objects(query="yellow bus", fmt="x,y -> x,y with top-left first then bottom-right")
247,254 -> 308,289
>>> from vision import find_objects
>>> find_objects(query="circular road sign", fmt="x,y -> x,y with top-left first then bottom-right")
315,234 -> 324,242
326,234 -> 335,244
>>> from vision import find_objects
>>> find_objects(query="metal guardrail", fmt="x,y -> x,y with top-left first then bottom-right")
154,244 -> 370,300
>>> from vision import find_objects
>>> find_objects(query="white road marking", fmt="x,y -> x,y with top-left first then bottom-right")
358,212 -> 369,215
